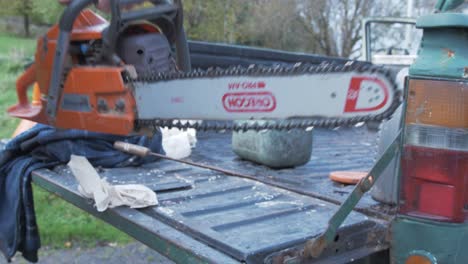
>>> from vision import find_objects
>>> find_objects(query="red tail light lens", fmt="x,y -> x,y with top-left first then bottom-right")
401,145 -> 468,222
400,79 -> 468,223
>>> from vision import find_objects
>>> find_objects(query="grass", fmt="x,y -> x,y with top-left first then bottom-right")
0,34 -> 132,248
0,36 -> 35,138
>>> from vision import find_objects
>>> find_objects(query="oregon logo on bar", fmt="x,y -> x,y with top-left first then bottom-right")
222,92 -> 277,112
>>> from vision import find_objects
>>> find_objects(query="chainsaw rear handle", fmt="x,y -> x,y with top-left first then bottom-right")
47,0 -> 191,123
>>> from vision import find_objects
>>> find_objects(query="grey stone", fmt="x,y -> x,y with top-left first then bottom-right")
232,121 -> 313,168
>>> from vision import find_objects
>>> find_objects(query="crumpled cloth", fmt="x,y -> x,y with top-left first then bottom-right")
68,155 -> 158,212
161,127 -> 197,159
0,124 -> 164,263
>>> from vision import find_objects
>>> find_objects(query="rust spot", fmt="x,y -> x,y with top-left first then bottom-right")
304,236 -> 327,258
267,248 -> 303,264
443,48 -> 455,58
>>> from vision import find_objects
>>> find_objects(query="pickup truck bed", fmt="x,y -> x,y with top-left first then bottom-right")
32,127 -> 395,264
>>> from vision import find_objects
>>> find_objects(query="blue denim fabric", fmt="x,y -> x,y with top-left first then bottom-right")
0,124 -> 164,262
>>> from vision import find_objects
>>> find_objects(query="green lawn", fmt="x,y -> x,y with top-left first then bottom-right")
0,35 -> 132,248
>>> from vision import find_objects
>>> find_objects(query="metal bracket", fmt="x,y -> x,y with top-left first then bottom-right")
303,129 -> 403,259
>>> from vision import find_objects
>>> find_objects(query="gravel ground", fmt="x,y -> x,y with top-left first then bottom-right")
1,242 -> 175,264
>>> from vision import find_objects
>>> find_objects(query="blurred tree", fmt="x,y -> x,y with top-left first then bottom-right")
299,0 -> 391,57
0,0 -> 33,37
31,0 -> 65,25
0,0 -> 433,58
183,0 -> 250,43
238,0 -> 310,52
182,0 -> 398,57
0,0 -> 63,36
183,0 -> 224,41
20,0 -> 33,37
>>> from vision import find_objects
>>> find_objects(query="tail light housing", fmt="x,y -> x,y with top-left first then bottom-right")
400,78 -> 468,223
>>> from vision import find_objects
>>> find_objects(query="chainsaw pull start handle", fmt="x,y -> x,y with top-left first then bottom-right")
114,141 -> 151,157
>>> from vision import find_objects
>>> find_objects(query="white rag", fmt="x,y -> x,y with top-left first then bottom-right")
67,155 -> 158,212
161,126 -> 197,159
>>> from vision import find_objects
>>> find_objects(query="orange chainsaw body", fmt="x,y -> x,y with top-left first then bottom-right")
8,10 -> 137,135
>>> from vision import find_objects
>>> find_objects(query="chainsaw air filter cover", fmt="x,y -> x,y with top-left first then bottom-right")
117,33 -> 174,75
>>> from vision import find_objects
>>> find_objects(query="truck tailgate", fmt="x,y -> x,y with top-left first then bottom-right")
33,127 -> 392,263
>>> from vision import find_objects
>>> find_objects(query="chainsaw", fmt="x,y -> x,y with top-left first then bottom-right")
8,0 -> 401,135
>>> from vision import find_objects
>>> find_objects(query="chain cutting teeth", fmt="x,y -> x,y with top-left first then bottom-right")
133,61 -> 400,132
137,117 -> 380,133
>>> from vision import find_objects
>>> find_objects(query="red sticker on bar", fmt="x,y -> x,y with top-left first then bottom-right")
344,76 -> 389,113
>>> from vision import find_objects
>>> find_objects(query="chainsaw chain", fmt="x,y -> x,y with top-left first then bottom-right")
131,62 -> 402,132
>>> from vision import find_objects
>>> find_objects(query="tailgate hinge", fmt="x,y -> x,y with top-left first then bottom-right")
303,129 -> 403,259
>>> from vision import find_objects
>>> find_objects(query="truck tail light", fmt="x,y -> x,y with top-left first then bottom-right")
405,250 -> 437,264
400,79 -> 468,223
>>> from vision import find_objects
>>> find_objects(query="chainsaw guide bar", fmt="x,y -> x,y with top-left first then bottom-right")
132,62 -> 401,132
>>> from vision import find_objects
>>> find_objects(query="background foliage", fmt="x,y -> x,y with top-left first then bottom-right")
0,0 -> 438,57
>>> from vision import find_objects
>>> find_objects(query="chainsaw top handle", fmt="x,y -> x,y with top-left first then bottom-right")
58,0 -> 97,31
59,0 -> 177,31
47,0 -> 190,124
104,0 -> 180,63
